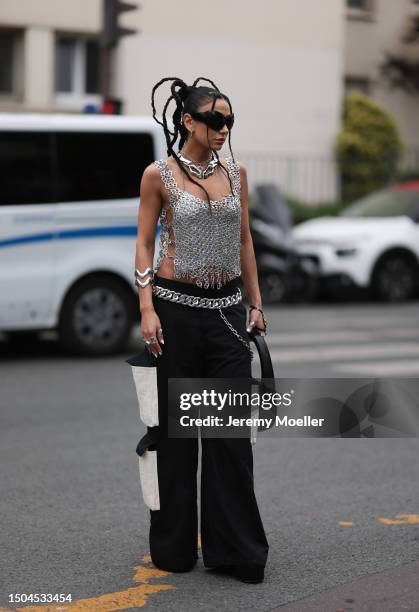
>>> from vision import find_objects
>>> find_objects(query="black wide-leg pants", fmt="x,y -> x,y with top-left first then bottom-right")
149,275 -> 269,573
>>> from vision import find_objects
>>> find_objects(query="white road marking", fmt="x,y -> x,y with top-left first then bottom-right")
331,361 -> 419,376
268,343 -> 419,363
264,329 -> 419,345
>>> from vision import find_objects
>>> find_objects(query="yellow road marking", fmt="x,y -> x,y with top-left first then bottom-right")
0,536 -> 204,612
0,561 -> 173,612
337,513 -> 419,526
377,513 -> 419,525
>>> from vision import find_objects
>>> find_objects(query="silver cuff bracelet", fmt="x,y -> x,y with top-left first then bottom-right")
135,267 -> 154,278
135,267 -> 155,288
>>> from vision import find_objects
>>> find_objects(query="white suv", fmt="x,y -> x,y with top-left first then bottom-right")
291,182 -> 419,301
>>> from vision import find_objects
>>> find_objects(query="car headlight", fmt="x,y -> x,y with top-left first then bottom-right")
335,246 -> 358,257
334,235 -> 372,256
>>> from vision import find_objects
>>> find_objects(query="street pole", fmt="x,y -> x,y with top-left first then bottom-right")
99,0 -> 140,112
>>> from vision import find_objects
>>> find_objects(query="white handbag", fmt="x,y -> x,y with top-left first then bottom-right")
138,451 -> 159,510
128,348 -> 159,427
136,433 -> 160,511
126,348 -> 161,511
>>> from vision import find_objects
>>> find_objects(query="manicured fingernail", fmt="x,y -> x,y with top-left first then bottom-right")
160,339 -> 165,344
158,351 -> 162,355
152,352 -> 157,357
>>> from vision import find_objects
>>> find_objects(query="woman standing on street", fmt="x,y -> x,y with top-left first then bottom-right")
134,76 -> 269,584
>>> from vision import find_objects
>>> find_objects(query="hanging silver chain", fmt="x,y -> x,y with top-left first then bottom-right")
218,308 -> 254,360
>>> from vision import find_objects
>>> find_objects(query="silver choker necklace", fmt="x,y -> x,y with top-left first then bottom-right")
178,149 -> 218,179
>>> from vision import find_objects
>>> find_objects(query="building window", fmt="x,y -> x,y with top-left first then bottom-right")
0,29 -> 21,96
347,0 -> 369,8
85,40 -> 100,94
55,35 -> 100,98
345,75 -> 371,96
346,0 -> 375,20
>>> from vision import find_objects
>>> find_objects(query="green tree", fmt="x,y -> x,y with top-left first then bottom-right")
334,92 -> 404,203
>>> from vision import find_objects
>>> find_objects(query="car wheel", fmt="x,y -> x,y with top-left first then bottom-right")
371,254 -> 418,302
58,275 -> 134,355
259,272 -> 287,304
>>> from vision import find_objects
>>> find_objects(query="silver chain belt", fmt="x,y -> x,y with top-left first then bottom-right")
152,284 -> 243,309
152,283 -> 253,359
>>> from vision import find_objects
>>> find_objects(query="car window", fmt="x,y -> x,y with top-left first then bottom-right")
0,131 -> 54,205
341,189 -> 419,218
54,131 -> 154,202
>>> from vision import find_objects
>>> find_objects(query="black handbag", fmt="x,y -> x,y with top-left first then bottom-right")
247,332 -> 274,379
246,332 -> 277,439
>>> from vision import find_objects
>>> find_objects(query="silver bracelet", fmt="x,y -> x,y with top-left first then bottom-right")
135,275 -> 154,288
135,267 -> 154,278
134,267 -> 154,288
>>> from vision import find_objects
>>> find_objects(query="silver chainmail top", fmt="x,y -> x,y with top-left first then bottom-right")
153,155 -> 242,289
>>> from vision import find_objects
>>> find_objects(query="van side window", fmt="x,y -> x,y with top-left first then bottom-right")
0,132 -> 53,205
55,132 -> 154,202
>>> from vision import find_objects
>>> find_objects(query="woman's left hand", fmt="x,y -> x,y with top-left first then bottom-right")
246,308 -> 266,336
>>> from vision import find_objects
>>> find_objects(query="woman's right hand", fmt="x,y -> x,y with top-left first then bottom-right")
140,308 -> 165,357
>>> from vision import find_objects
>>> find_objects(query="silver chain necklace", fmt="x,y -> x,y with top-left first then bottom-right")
178,149 -> 218,179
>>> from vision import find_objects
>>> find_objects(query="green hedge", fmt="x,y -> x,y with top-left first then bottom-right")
334,93 -> 404,203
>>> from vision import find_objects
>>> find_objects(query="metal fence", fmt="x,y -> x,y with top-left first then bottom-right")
236,152 -> 340,205
237,147 -> 419,206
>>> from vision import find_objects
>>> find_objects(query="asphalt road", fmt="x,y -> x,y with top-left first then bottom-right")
1,300 -> 419,612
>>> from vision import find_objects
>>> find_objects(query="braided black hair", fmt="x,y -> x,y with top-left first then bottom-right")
151,76 -> 235,214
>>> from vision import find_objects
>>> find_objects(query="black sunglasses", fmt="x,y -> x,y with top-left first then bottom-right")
190,110 -> 235,131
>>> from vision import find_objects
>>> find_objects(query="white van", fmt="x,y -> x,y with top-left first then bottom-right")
0,113 -> 166,355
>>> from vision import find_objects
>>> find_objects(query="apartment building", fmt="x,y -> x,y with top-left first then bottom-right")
0,0 -> 345,201
344,0 -> 419,160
